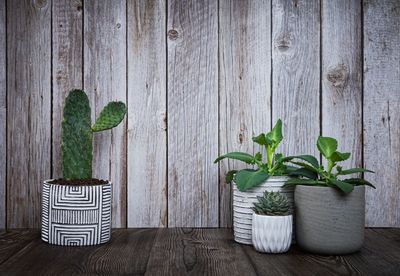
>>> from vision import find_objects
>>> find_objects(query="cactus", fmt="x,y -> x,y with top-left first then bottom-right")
252,191 -> 291,216
61,89 -> 126,180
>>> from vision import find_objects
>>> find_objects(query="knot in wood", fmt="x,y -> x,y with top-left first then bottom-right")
276,33 -> 292,52
168,29 -> 179,40
33,0 -> 47,9
327,64 -> 349,88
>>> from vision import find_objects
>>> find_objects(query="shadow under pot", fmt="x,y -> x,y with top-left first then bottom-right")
295,185 -> 365,255
41,180 -> 112,246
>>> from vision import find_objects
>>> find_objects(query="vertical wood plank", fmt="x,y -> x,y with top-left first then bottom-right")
272,0 -> 320,157
0,0 -> 5,229
52,0 -> 83,178
321,0 -> 362,170
84,0 -> 127,227
7,0 -> 51,228
167,0 -> 219,227
127,0 -> 167,227
364,0 -> 400,227
218,0 -> 271,227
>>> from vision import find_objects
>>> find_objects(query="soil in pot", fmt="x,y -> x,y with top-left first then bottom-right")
48,178 -> 109,185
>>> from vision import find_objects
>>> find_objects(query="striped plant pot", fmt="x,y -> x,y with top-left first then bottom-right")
41,180 -> 112,246
233,176 -> 295,245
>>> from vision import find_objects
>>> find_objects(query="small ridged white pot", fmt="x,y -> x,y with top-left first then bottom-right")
233,176 -> 294,245
252,213 -> 292,253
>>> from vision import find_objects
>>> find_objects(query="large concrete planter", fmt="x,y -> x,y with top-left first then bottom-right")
233,176 -> 294,245
41,180 -> 112,246
295,185 -> 365,254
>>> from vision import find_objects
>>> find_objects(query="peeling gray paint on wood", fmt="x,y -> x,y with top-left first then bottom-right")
321,0 -> 362,170
219,0 -> 272,227
127,0 -> 167,228
167,0 -> 219,227
364,0 -> 400,227
272,0 -> 320,158
7,0 -> 51,228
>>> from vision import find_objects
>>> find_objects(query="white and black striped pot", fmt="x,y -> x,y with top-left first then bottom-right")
233,176 -> 295,245
41,180 -> 112,246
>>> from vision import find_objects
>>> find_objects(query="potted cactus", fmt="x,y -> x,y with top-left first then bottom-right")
252,191 -> 292,253
41,89 -> 126,246
214,120 -> 296,245
283,136 -> 376,254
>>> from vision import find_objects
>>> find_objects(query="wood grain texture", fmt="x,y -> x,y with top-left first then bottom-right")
272,0 -> 320,157
0,229 -> 399,275
0,0 -> 5,229
84,0 -> 127,227
145,228 -> 257,275
364,0 -> 400,227
0,229 -> 158,275
6,0 -> 51,228
52,0 -> 83,178
321,0 -> 362,169
127,0 -> 167,227
218,0 -> 272,227
167,0 -> 219,227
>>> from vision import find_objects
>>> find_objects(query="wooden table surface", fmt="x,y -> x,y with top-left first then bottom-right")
0,228 -> 399,275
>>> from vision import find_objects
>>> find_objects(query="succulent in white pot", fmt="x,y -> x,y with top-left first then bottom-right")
41,90 -> 126,246
251,191 -> 292,253
214,120 -> 297,245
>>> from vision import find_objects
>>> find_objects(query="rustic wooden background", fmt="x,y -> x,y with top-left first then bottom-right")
0,0 -> 399,229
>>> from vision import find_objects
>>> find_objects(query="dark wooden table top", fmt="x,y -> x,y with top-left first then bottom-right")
0,228 -> 399,276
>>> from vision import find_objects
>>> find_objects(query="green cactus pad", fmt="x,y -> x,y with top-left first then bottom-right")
92,101 -> 127,132
61,90 -> 93,179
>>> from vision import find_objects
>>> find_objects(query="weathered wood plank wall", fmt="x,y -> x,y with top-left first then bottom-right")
1,0 -> 399,228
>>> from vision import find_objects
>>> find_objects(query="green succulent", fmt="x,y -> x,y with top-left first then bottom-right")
61,89 -> 127,179
252,191 -> 291,216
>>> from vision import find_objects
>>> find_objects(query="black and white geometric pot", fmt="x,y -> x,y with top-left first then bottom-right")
41,180 -> 112,246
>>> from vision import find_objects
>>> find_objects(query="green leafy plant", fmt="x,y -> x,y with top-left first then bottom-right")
214,119 -> 291,192
283,136 -> 376,194
61,89 -> 127,179
252,191 -> 291,216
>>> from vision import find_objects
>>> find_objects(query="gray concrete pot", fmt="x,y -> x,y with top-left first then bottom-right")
295,185 -> 365,255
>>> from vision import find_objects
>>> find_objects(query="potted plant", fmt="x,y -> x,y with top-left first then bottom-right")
214,119 -> 296,245
252,191 -> 292,253
283,136 -> 376,254
41,89 -> 126,246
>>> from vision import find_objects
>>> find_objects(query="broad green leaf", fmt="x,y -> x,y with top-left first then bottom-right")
317,136 -> 338,158
225,170 -> 237,183
287,168 -> 318,180
343,178 -> 376,189
266,119 -> 283,144
329,178 -> 354,194
283,178 -> 323,187
338,168 -> 375,175
214,152 -> 255,164
235,169 -> 269,192
331,151 -> 351,162
284,155 -> 320,168
289,161 -> 319,173
252,133 -> 267,146
274,153 -> 284,162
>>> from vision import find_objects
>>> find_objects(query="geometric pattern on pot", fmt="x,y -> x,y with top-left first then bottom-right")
41,181 -> 112,246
